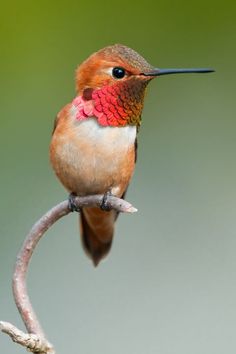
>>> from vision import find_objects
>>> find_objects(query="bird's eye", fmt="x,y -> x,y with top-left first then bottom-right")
112,67 -> 126,79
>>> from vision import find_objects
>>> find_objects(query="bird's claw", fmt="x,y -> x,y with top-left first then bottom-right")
100,191 -> 112,211
68,193 -> 80,212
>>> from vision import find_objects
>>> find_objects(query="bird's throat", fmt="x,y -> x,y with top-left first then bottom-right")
72,80 -> 147,127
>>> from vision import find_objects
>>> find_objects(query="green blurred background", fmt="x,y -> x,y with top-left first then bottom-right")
0,0 -> 236,353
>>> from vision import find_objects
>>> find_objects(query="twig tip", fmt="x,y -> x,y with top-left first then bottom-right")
126,206 -> 138,213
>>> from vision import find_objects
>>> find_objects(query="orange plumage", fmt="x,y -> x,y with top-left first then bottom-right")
50,44 -> 152,265
50,44 -> 213,265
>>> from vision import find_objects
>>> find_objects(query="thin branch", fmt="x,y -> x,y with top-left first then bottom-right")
0,321 -> 54,353
1,195 -> 137,353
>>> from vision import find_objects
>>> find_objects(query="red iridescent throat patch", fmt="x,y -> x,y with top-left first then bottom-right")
72,78 -> 148,127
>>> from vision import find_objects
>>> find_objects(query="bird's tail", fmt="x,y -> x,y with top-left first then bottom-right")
79,207 -> 117,266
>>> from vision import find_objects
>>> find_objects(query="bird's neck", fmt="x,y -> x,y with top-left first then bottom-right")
72,80 -> 147,128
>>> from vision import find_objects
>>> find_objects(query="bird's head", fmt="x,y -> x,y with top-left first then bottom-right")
73,44 -> 214,127
76,44 -> 154,92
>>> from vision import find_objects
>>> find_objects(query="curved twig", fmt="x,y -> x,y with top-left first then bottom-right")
1,195 -> 137,353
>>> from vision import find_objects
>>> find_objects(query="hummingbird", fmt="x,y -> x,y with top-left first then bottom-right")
50,44 -> 214,266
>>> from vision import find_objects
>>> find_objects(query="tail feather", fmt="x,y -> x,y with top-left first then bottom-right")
80,207 -> 116,266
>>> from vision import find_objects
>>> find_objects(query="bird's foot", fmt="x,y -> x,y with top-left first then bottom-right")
68,193 -> 80,212
100,191 -> 113,211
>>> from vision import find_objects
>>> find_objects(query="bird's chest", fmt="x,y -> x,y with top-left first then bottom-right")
63,118 -> 136,169
51,118 -> 136,195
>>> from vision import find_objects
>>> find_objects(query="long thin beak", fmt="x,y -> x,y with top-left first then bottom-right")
141,68 -> 215,76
